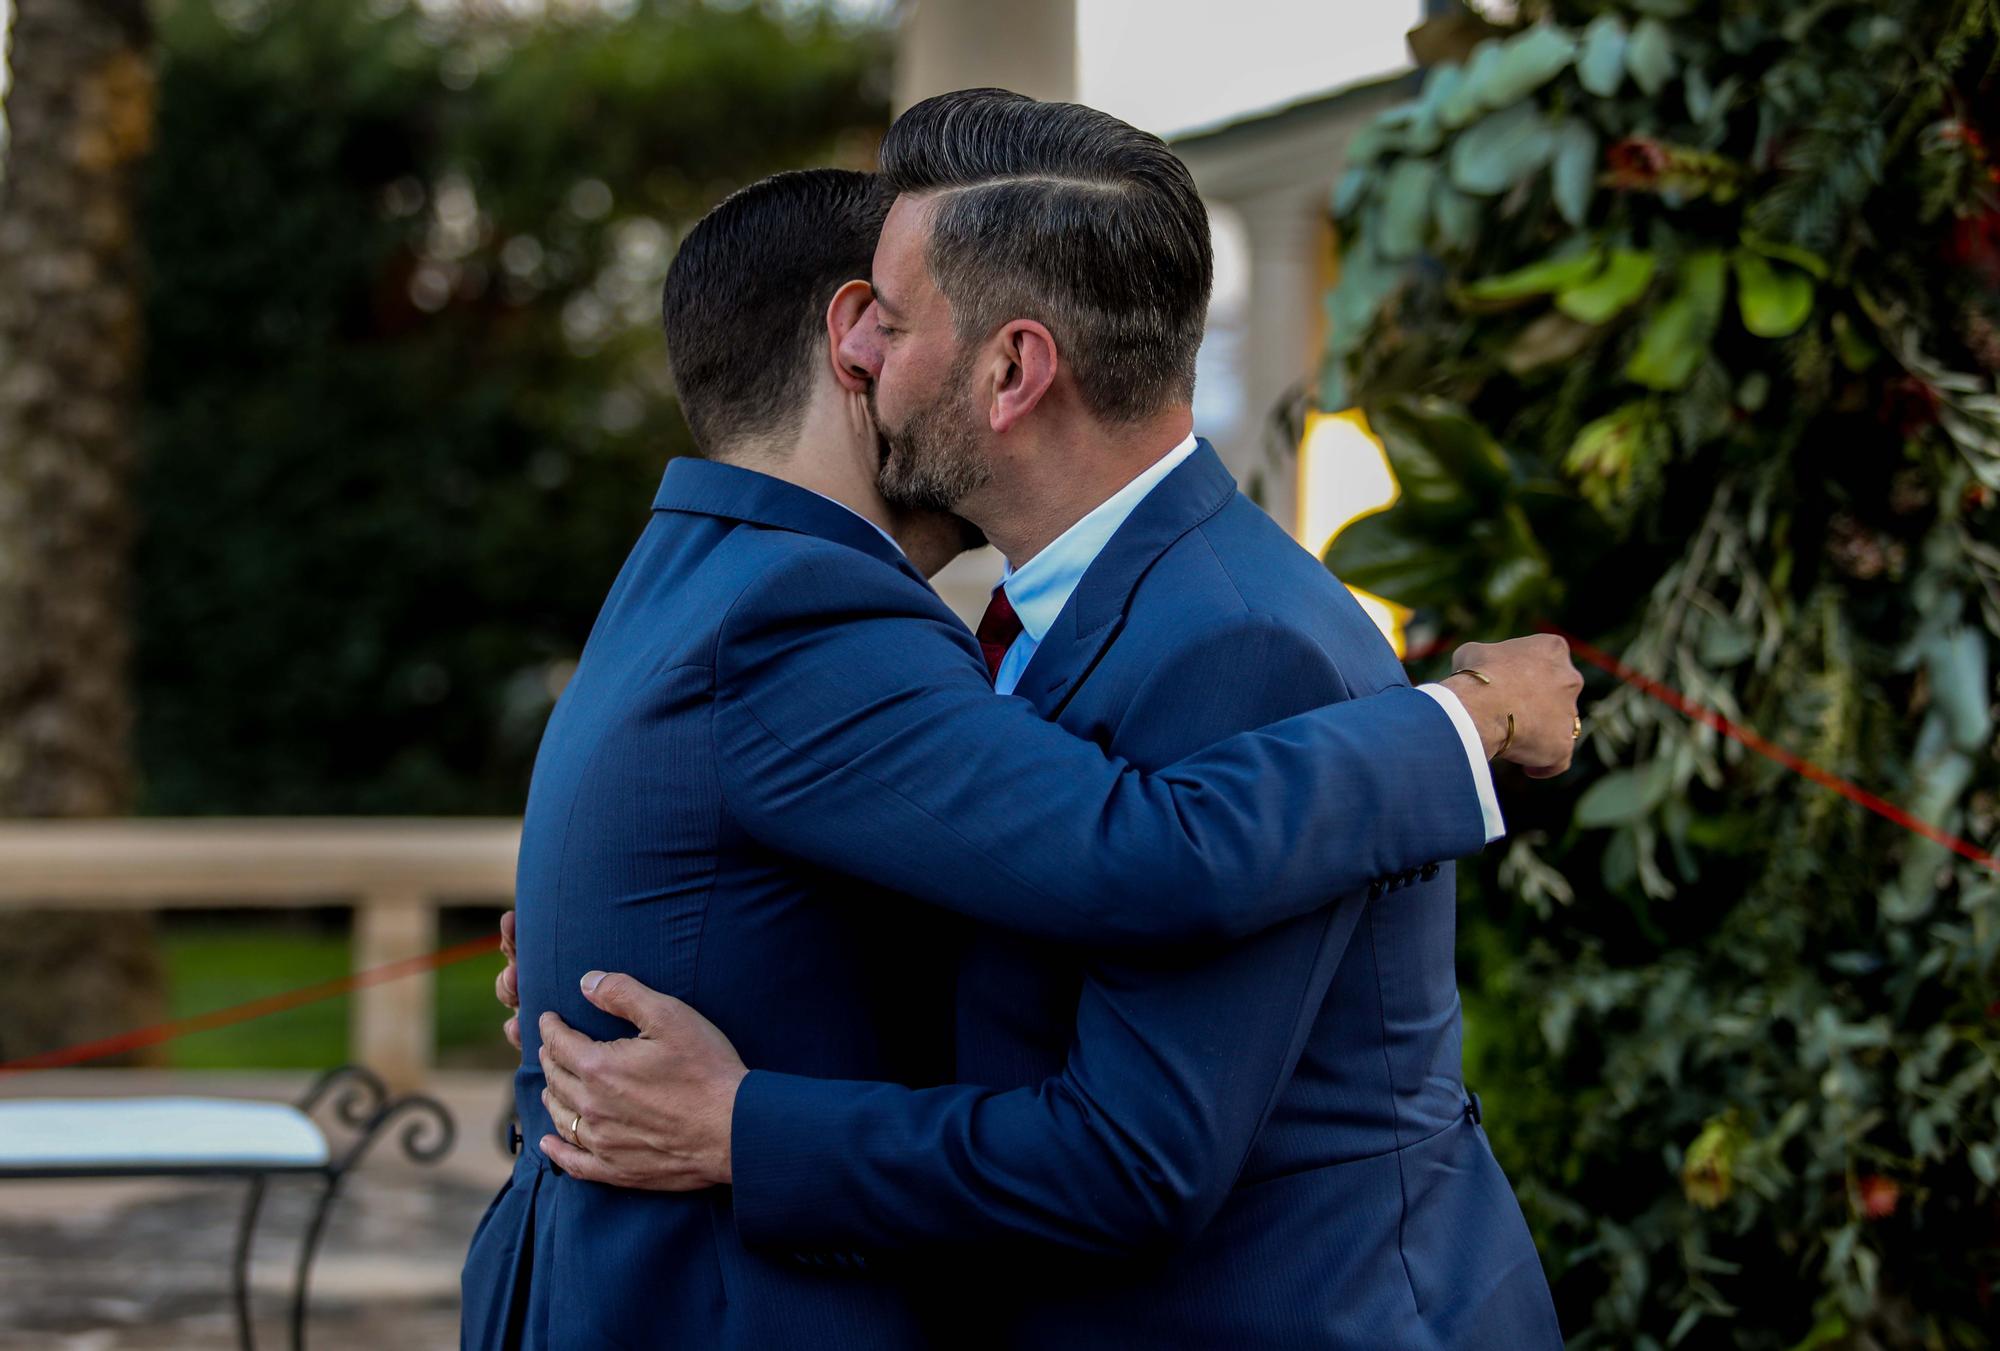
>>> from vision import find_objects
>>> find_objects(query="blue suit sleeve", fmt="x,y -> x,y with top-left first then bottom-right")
729,613 -> 1409,1254
710,546 -> 1484,947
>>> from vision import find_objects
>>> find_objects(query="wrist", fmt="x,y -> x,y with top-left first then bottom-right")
1442,672 -> 1509,759
706,1066 -> 750,1186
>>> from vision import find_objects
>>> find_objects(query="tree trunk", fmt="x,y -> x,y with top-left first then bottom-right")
0,0 -> 165,1063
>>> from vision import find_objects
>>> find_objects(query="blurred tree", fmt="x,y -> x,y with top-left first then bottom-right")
132,0 -> 889,814
1325,1 -> 1999,1345
0,0 -> 167,1059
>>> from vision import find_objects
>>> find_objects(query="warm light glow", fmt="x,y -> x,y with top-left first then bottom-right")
1298,407 -> 1408,656
1346,587 -> 1415,660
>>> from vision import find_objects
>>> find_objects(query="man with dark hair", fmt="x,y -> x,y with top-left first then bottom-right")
529,95 -> 1567,1349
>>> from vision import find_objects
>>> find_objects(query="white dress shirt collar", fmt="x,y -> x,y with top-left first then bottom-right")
999,431 -> 1199,643
806,488 -> 905,556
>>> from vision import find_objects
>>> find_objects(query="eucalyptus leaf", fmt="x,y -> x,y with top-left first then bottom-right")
1440,39 -> 1502,129
1927,625 -> 1993,752
1602,825 -> 1639,890
1370,102 -> 1426,158
1577,14 -> 1628,97
1626,250 -> 1727,390
1331,165 -> 1371,218
1557,249 -> 1657,324
1684,63 -> 1716,122
1379,158 -> 1439,261
1481,25 -> 1579,107
1697,613 -> 1757,666
1408,61 -> 1463,155
1432,180 -> 1481,253
1552,119 -> 1600,227
1345,120 -> 1390,167
1317,355 -> 1350,415
1577,763 -> 1671,828
1626,17 -> 1677,97
1450,100 -> 1558,196
1324,242 -> 1402,357
1732,250 -> 1815,338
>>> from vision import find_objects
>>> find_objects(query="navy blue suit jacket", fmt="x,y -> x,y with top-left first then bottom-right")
730,445 -> 1561,1349
458,453 -> 1490,1349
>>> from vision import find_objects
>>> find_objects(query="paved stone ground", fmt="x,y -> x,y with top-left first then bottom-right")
0,1071 -> 516,1350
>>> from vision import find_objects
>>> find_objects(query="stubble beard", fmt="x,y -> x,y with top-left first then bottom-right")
869,346 -> 993,514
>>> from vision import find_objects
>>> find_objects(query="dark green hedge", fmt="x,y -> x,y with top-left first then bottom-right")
134,0 -> 889,813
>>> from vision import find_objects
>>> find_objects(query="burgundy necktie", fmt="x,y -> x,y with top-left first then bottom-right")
975,586 -> 1025,685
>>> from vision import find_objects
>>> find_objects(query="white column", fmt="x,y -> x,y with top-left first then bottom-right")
895,0 -> 1077,110
351,890 -> 436,1092
1224,190 -> 1326,539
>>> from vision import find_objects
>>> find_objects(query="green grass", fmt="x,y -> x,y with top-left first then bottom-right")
160,912 -> 515,1070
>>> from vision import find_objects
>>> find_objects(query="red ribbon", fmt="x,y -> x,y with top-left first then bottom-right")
1555,628 -> 1997,875
0,934 -> 502,1076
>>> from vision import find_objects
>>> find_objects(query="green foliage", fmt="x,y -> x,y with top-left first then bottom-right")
1327,1 -> 2000,1345
135,0 -> 889,813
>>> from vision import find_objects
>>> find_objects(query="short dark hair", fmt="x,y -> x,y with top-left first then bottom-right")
879,88 -> 1212,424
661,168 -> 888,456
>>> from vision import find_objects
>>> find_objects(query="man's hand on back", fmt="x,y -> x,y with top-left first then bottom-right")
536,971 -> 747,1191
1441,634 -> 1586,778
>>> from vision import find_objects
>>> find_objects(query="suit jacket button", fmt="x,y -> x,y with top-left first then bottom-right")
1367,881 -> 1383,900
1421,862 -> 1439,881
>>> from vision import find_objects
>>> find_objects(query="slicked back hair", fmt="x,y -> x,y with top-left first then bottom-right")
661,168 -> 889,457
879,88 -> 1212,425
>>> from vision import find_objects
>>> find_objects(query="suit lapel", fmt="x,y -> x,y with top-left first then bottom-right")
651,455 -> 929,587
1010,441 -> 1238,717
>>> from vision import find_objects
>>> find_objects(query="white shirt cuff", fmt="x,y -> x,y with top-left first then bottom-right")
1416,683 -> 1506,844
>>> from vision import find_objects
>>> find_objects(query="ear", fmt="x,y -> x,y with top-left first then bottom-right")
826,279 -> 875,394
988,319 -> 1059,434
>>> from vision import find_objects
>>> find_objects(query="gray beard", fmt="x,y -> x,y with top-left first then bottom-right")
870,354 -> 993,513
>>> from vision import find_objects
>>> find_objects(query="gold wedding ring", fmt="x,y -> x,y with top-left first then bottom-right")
570,1113 -> 583,1145
1573,714 -> 1583,739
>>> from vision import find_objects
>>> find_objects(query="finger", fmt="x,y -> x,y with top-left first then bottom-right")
581,971 -> 682,1033
538,1012 -> 601,1075
538,1037 -> 595,1108
541,1134 -> 617,1184
504,1015 -> 520,1050
500,909 -> 516,959
495,964 -> 518,1010
541,1083 -> 582,1145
